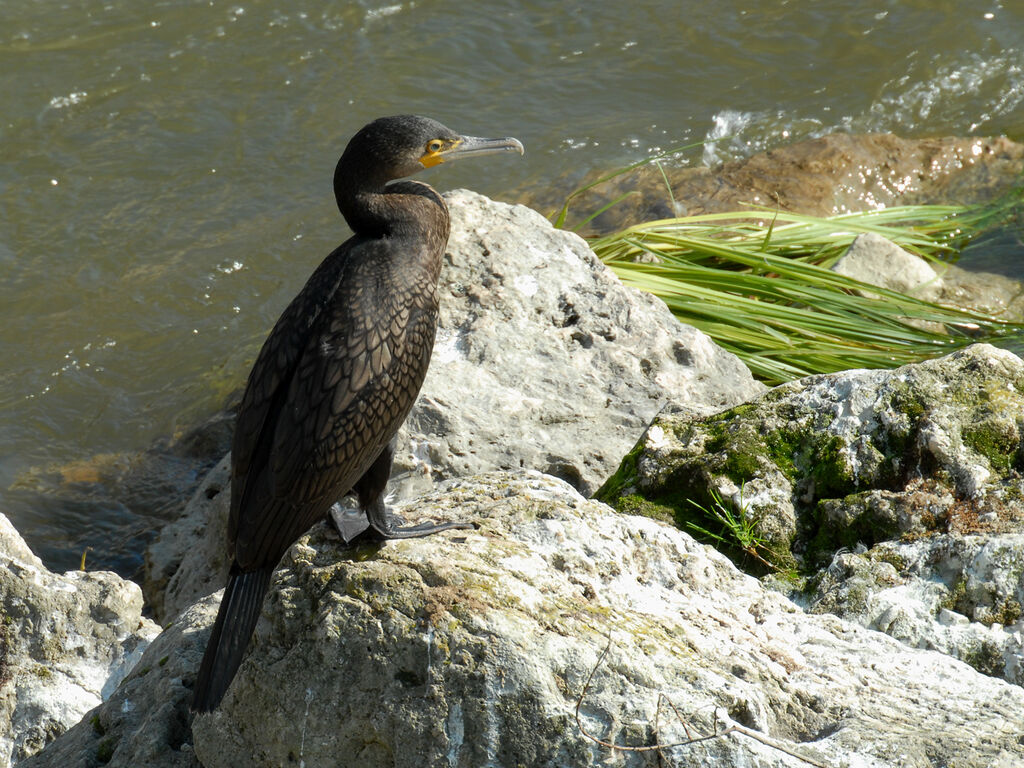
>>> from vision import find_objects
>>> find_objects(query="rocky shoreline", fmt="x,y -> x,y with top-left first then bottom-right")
4,134 -> 1024,767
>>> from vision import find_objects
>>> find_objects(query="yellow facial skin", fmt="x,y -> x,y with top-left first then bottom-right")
418,138 -> 461,168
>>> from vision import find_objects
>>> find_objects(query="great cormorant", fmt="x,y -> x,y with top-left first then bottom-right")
191,115 -> 524,713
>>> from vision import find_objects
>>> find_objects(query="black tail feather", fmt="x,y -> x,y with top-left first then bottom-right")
191,566 -> 274,713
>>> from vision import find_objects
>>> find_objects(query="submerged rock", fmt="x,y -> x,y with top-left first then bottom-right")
8,402 -> 237,578
533,133 -> 1024,232
144,190 -> 762,624
526,132 -> 1024,323
0,514 -> 160,767
27,472 -> 1024,767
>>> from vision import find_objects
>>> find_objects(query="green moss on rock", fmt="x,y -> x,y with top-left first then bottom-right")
805,492 -> 904,567
961,638 -> 1005,677
962,419 -> 1022,473
704,418 -> 768,482
599,348 -> 1024,583
988,598 -> 1023,626
594,440 -> 643,502
870,548 -> 908,573
940,577 -> 968,615
808,434 -> 855,498
96,736 -> 118,764
612,494 -> 675,524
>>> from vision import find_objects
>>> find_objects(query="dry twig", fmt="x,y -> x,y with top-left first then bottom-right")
574,633 -> 827,767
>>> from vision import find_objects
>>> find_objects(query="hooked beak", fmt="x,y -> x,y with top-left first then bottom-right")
447,135 -> 525,160
420,135 -> 525,167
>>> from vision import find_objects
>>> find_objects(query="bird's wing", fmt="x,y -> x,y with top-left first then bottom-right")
228,250 -> 347,550
231,257 -> 437,568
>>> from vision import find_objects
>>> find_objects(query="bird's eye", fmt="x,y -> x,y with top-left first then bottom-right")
427,139 -> 444,153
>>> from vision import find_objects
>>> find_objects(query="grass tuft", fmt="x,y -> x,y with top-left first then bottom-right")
559,167 -> 1024,384
685,486 -> 781,571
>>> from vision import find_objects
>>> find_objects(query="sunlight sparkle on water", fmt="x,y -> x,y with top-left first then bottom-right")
48,92 -> 87,109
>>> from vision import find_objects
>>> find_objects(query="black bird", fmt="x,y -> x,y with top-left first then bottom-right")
191,115 -> 524,713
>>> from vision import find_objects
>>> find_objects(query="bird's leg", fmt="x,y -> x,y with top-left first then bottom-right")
329,437 -> 471,545
328,437 -> 396,544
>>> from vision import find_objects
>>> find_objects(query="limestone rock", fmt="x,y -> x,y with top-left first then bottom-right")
400,189 -> 763,498
143,457 -> 231,624
803,534 -> 1024,685
0,514 -> 160,767
598,343 -> 1024,693
32,472 -> 1024,767
145,190 -> 763,623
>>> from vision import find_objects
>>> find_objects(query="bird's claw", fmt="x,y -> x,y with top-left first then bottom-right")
330,504 -> 471,546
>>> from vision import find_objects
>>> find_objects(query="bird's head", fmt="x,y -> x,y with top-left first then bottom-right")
337,115 -> 524,187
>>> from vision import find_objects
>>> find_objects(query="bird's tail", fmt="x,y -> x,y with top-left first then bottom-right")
191,565 -> 274,713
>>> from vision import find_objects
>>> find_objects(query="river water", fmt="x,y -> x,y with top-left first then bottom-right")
2,0 -> 1023,574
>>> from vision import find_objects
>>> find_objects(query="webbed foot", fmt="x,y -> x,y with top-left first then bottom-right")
329,503 -> 371,545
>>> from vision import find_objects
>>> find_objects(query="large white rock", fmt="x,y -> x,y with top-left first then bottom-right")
25,472 -> 1024,767
403,189 -> 763,497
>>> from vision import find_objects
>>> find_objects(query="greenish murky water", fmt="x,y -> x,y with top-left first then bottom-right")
2,0 -> 1023,574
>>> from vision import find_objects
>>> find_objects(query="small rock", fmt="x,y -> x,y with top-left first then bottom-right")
832,232 -> 944,302
0,514 -> 160,767
939,608 -> 969,627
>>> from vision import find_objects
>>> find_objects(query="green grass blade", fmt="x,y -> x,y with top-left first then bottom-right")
573,195 -> 1024,385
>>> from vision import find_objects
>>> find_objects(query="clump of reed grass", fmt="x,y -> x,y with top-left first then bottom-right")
555,153 -> 1024,385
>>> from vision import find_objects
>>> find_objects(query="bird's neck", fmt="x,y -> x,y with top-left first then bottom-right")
336,181 -> 449,243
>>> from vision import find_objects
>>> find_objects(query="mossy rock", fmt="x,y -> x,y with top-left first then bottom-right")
597,346 -> 1024,578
